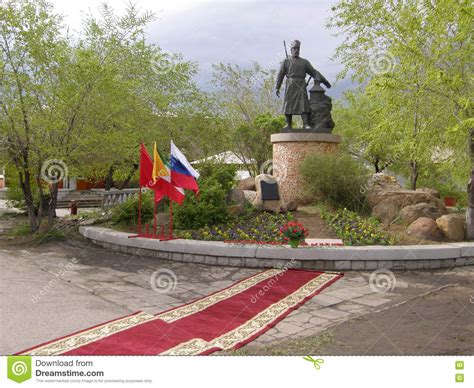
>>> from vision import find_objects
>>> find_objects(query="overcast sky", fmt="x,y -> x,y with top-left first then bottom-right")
49,0 -> 351,97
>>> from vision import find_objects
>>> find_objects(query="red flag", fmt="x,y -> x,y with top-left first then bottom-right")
141,143 -> 184,204
155,177 -> 185,205
139,144 -> 154,188
154,189 -> 163,204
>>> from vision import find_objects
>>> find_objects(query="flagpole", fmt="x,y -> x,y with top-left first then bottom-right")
169,200 -> 173,239
153,199 -> 157,237
138,184 -> 142,235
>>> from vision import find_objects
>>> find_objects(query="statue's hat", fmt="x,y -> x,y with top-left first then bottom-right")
290,40 -> 301,48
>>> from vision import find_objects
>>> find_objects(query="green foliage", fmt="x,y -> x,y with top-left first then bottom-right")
174,163 -> 238,229
333,90 -> 401,173
300,152 -> 370,213
232,113 -> 285,175
0,0 -> 209,232
111,191 -> 154,225
320,208 -> 394,246
6,223 -> 32,237
211,62 -> 284,175
35,228 -> 67,243
187,212 -> 293,242
416,167 -> 467,207
328,0 -> 472,191
6,185 -> 31,212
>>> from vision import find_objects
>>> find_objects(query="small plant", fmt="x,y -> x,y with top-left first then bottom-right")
111,191 -> 154,225
6,223 -> 32,236
174,162 -> 238,229
320,208 -> 394,246
186,212 -> 293,242
279,221 -> 308,248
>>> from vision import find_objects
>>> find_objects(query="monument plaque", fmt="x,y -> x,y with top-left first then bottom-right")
261,181 -> 280,201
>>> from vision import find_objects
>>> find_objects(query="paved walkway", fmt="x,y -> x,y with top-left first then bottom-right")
0,237 -> 472,354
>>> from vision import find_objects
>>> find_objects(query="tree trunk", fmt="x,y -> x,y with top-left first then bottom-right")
47,182 -> 59,229
104,164 -> 115,191
374,157 -> 381,173
18,170 -> 40,232
117,163 -> 138,190
409,160 -> 418,190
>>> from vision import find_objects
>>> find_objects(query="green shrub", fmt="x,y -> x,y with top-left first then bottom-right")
6,223 -> 31,237
300,152 -> 370,213
174,162 -> 238,229
111,191 -> 154,225
5,176 -> 44,211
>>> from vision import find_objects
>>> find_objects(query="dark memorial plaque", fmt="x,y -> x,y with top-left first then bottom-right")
261,181 -> 280,200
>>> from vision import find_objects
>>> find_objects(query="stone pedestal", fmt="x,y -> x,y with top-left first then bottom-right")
271,132 -> 341,203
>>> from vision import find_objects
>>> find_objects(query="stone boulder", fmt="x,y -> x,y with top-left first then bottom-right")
228,204 -> 245,216
243,190 -> 257,204
436,214 -> 466,241
369,189 -> 447,212
280,200 -> 298,212
227,188 -> 246,205
367,175 -> 447,224
237,176 -> 255,191
406,217 -> 443,241
367,173 -> 403,196
373,202 -> 401,226
252,174 -> 283,213
399,202 -> 446,225
416,187 -> 440,198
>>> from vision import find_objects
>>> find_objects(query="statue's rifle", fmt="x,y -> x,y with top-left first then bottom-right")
282,40 -> 289,93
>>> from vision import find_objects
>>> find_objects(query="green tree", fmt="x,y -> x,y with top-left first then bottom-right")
333,89 -> 400,173
211,62 -> 283,175
1,0 -> 73,230
0,0 -> 207,232
328,0 -> 472,190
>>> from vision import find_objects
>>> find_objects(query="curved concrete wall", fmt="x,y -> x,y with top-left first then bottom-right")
79,227 -> 474,271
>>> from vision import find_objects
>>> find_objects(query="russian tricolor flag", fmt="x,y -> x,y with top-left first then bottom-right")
170,141 -> 200,193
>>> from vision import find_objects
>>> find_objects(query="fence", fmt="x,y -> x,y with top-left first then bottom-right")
100,188 -> 139,208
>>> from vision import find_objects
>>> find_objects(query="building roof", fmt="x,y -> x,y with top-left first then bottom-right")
191,151 -> 255,165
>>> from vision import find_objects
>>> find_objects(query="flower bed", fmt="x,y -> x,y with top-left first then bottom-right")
183,212 -> 293,242
320,208 -> 394,246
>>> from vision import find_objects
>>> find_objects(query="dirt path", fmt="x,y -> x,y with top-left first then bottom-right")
293,210 -> 338,239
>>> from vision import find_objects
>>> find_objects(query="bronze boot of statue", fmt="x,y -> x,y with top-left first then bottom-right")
302,113 -> 311,129
283,114 -> 292,130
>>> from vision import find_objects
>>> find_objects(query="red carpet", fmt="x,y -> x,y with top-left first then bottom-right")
20,269 -> 342,355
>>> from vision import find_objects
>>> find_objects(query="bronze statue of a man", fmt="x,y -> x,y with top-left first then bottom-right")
276,40 -> 331,130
